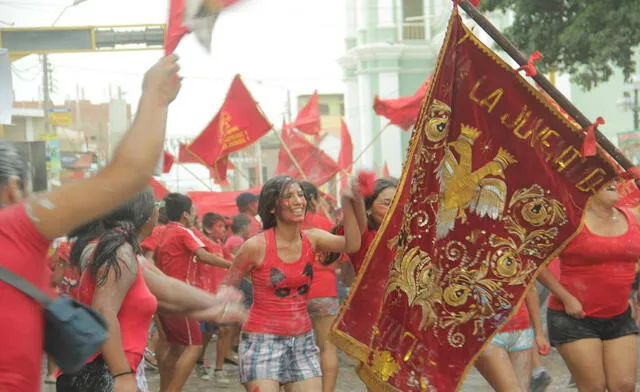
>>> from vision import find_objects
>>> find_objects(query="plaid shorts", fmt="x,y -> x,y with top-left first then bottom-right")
239,331 -> 321,384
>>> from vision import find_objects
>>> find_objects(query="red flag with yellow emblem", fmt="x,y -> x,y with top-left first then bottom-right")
331,8 -> 618,391
187,74 -> 272,182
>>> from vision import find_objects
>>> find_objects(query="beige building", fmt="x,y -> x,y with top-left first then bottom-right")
296,93 -> 345,138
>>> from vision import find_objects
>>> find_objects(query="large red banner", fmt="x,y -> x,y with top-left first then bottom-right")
331,10 -> 618,392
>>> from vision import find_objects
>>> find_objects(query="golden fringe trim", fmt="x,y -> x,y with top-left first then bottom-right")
356,362 -> 404,392
329,328 -> 369,363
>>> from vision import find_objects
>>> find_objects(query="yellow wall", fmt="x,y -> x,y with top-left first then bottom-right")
297,93 -> 344,137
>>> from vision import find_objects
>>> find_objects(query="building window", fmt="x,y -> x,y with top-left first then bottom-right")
402,0 -> 425,40
319,103 -> 330,116
340,103 -> 345,116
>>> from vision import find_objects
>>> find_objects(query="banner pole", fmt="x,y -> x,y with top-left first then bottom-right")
459,0 -> 633,169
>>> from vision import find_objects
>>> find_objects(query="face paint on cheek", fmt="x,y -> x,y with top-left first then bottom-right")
374,204 -> 389,218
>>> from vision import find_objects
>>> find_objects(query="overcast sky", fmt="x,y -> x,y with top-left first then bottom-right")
3,0 -> 346,138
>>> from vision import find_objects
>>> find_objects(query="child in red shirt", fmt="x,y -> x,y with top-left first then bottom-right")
195,212 -> 234,384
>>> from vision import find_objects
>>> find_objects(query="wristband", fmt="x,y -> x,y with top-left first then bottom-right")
112,370 -> 134,379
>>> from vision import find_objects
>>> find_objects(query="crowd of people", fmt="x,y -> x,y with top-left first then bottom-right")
1,55 -> 640,392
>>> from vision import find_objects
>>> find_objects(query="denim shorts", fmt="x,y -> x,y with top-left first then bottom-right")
490,328 -> 534,352
547,307 -> 639,346
239,331 -> 321,384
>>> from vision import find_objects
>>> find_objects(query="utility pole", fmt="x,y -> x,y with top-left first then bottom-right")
286,89 -> 293,123
41,54 -> 52,134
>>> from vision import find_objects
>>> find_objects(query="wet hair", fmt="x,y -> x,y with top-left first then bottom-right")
202,212 -> 224,235
258,175 -> 309,230
69,219 -> 105,270
91,188 -> 154,286
164,193 -> 192,222
365,178 -> 398,230
300,181 -> 319,201
0,141 -> 26,191
231,214 -> 251,234
236,192 -> 259,213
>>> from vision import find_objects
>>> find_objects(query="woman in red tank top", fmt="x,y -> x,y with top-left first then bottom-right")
222,175 -> 363,392
538,178 -> 640,391
56,189 -> 247,392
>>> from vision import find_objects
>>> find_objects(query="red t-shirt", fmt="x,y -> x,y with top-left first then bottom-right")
348,229 -> 378,274
548,208 -> 640,318
140,224 -> 166,254
500,300 -> 530,332
224,235 -> 244,256
194,230 -> 231,293
243,229 -> 315,335
155,222 -> 204,286
77,256 -> 158,374
0,204 -> 52,391
301,212 -> 338,299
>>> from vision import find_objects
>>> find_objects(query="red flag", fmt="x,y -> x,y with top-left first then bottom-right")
373,75 -> 432,131
187,75 -> 272,182
165,0 -> 240,54
163,150 -> 175,173
178,143 -> 200,163
338,119 -> 353,189
289,90 -> 321,136
149,177 -> 170,200
188,185 -> 262,217
382,161 -> 390,177
332,12 -> 618,392
275,128 -> 340,186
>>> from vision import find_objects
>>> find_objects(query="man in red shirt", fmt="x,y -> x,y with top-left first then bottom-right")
235,192 -> 261,237
155,193 -> 232,392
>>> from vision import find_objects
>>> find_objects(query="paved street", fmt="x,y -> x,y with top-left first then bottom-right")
41,341 -> 640,391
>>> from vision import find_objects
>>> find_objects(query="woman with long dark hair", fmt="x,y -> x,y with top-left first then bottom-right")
222,175 -> 362,392
0,55 -> 180,391
56,189 -> 246,392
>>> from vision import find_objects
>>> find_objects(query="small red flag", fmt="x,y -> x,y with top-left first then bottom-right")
165,0 -> 240,54
289,90 -> 321,136
275,128 -> 340,186
373,75 -> 433,131
337,119 -> 354,189
187,75 -> 272,183
178,143 -> 200,163
163,150 -> 175,173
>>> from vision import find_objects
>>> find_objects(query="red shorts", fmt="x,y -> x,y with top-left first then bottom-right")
158,315 -> 202,346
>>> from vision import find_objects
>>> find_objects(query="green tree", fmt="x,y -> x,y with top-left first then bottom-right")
479,0 -> 640,90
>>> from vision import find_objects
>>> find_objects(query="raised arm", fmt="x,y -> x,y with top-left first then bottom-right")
26,55 -> 181,240
308,193 -> 362,254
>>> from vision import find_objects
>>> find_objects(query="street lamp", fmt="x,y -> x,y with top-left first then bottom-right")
617,74 -> 640,131
52,0 -> 89,27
